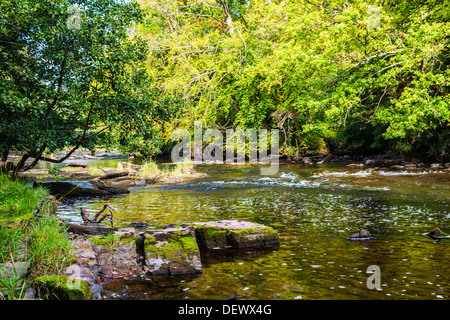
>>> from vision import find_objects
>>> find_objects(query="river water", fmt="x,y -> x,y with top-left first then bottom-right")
55,161 -> 450,300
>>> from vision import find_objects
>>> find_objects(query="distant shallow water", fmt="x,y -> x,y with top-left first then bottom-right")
57,162 -> 450,300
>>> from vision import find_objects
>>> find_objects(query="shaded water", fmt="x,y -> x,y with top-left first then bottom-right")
57,162 -> 450,300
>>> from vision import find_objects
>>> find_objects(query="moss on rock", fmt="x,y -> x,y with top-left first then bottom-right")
33,274 -> 92,300
143,227 -> 202,275
192,220 -> 279,249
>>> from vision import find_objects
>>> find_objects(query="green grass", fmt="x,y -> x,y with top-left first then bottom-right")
87,166 -> 103,176
28,215 -> 74,277
138,160 -> 163,179
0,175 -> 48,223
58,166 -> 84,172
0,174 -> 75,299
171,159 -> 194,175
137,159 -> 195,180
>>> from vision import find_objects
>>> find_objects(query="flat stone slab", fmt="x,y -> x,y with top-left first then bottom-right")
91,233 -> 140,281
55,219 -> 278,300
67,162 -> 88,168
143,226 -> 202,276
67,223 -> 119,236
191,219 -> 279,249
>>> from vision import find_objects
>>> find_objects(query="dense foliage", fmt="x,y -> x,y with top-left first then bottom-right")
0,0 -> 183,170
1,0 -> 449,166
141,0 -> 450,160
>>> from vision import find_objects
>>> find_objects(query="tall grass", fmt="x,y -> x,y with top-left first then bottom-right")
0,174 -> 47,263
0,175 -> 47,222
171,159 -> 194,175
87,165 -> 103,176
28,215 -> 74,277
138,160 -> 163,179
136,159 -> 195,179
0,174 -> 74,299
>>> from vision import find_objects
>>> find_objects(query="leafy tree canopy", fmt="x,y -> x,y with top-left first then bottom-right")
141,0 -> 450,159
0,0 -> 183,171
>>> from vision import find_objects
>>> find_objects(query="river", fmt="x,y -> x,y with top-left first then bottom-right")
54,160 -> 450,300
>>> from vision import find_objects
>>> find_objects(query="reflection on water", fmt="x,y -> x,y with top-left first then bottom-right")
57,162 -> 450,300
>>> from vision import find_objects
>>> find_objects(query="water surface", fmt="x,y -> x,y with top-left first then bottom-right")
57,162 -> 450,300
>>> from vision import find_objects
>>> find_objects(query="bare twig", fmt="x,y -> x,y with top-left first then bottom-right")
80,203 -> 117,227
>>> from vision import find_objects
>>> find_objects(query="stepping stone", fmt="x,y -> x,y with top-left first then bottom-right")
143,225 -> 202,276
191,219 -> 279,249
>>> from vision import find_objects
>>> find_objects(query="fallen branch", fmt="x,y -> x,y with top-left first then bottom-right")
80,203 -> 117,227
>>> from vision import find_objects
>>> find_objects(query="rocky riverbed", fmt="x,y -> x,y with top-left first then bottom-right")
19,161 -> 209,198
31,219 -> 280,300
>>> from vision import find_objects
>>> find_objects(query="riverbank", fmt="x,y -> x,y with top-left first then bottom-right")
0,174 -> 74,299
15,158 -> 209,198
0,172 -> 280,300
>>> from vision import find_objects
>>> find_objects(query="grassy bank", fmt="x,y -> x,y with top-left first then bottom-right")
0,174 -> 74,299
118,158 -> 195,180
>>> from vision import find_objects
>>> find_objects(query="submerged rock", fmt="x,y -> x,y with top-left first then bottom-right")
130,221 -> 148,229
347,229 -> 377,240
191,219 -> 279,249
427,228 -> 450,239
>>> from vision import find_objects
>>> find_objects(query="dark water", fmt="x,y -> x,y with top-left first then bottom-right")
57,162 -> 450,300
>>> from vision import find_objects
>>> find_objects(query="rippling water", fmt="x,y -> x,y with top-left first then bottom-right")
57,162 -> 450,300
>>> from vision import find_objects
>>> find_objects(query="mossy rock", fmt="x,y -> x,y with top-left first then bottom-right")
194,226 -> 229,249
33,274 -> 92,300
192,219 -> 279,249
143,227 -> 202,275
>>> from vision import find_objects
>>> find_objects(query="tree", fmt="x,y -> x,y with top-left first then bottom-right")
0,0 -> 174,172
141,0 -> 450,159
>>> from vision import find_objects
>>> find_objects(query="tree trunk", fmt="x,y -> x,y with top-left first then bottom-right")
215,0 -> 234,34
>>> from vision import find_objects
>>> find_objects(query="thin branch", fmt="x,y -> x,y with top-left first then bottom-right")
39,127 -> 108,164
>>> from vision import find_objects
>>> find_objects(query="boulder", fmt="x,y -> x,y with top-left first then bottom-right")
119,162 -> 142,171
430,163 -> 442,169
427,228 -> 450,239
99,171 -> 129,180
191,219 -> 279,249
67,172 -> 96,180
347,229 -> 377,240
143,225 -> 202,276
